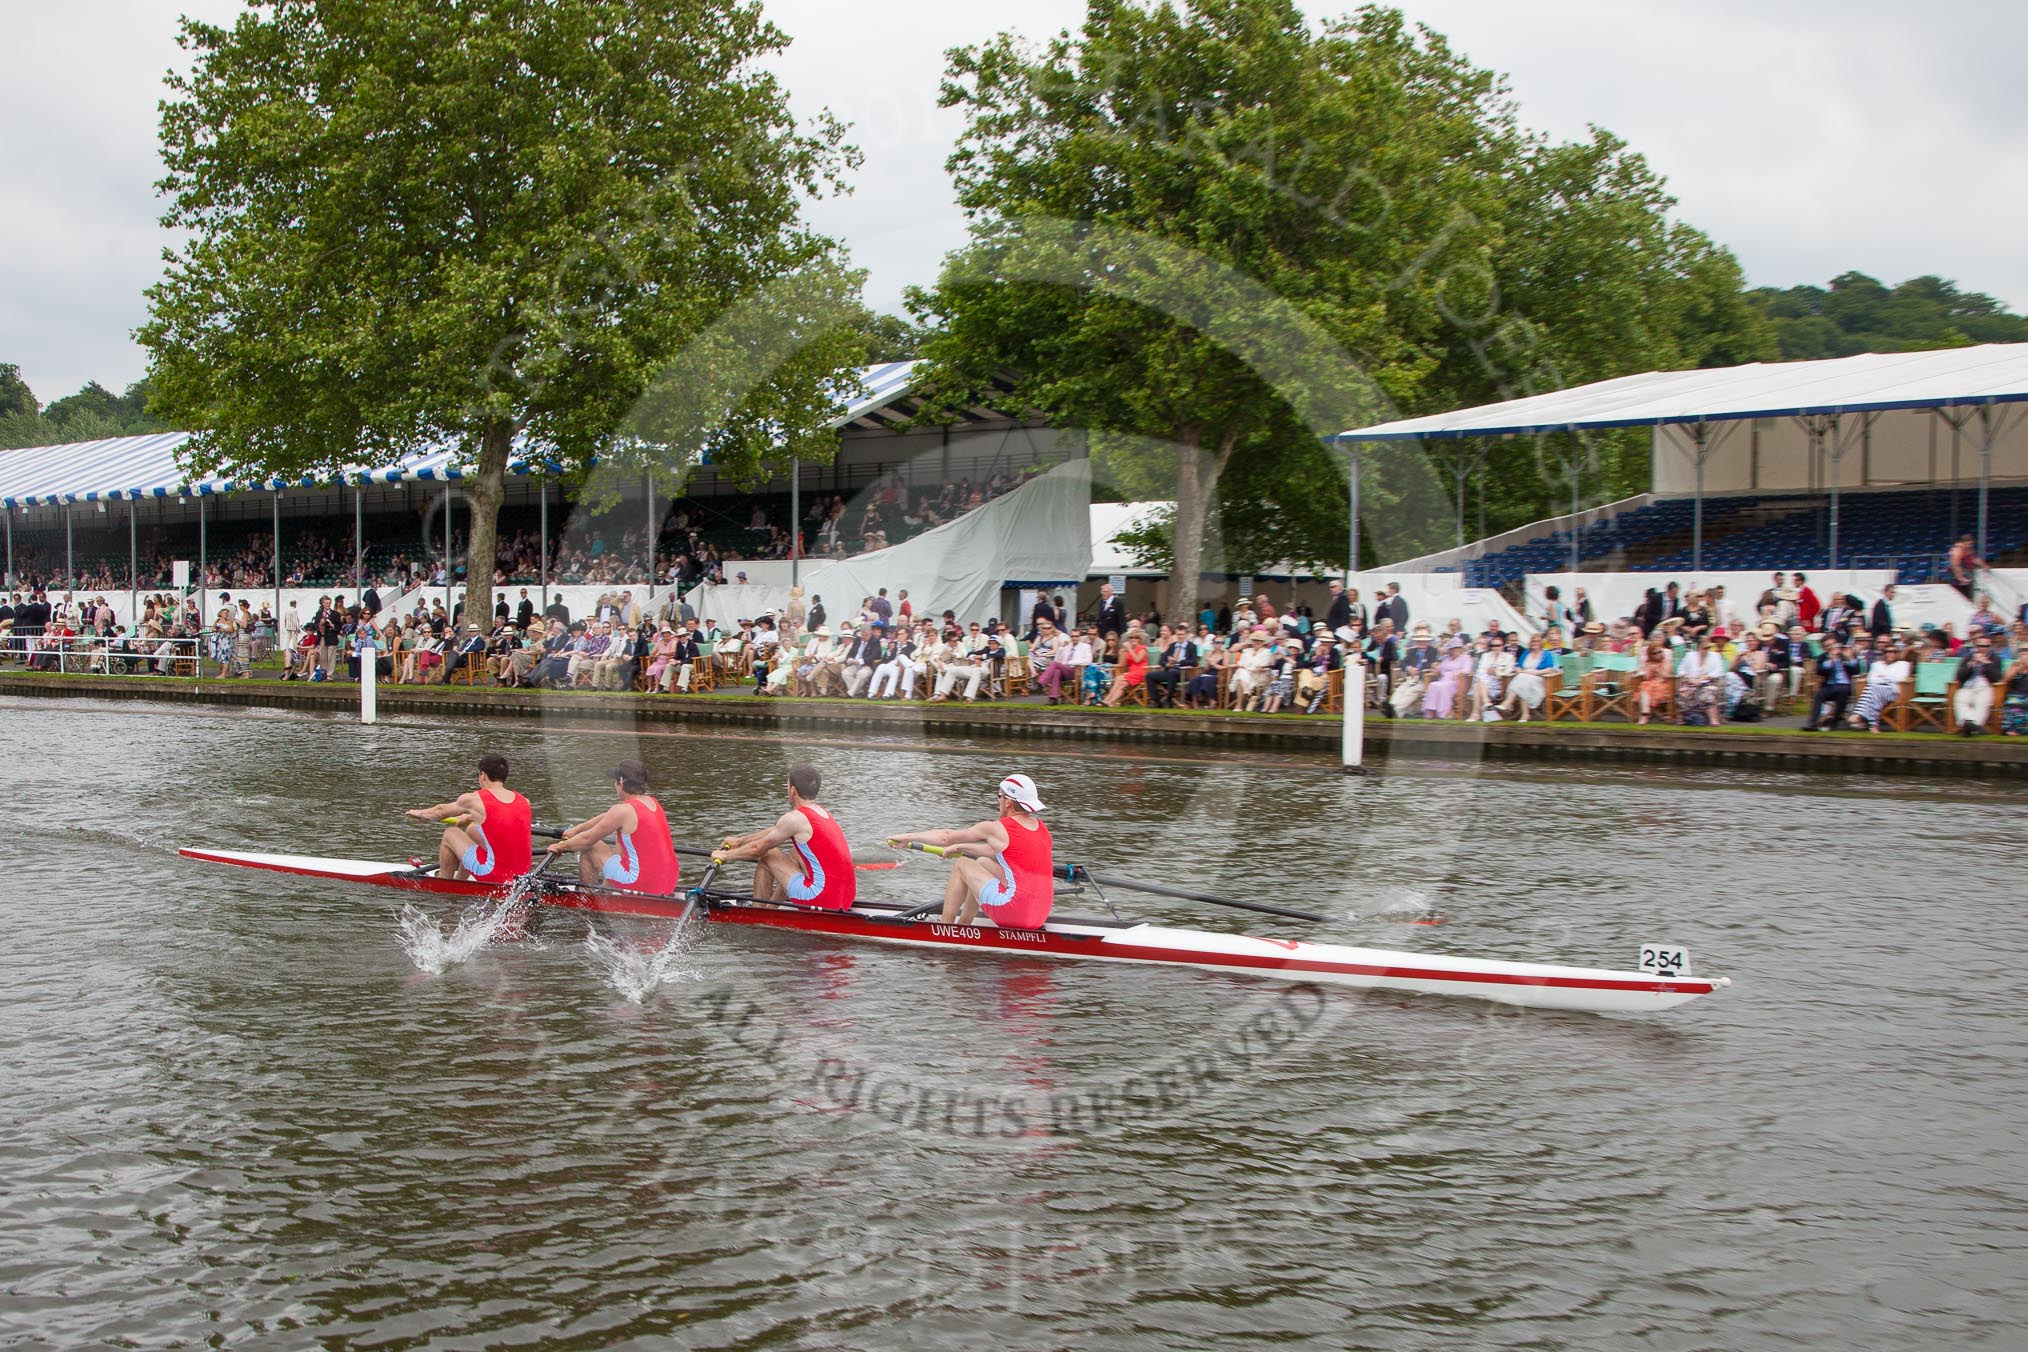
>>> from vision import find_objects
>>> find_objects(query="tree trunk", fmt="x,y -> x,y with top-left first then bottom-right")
462,420 -> 512,637
1168,426 -> 1240,632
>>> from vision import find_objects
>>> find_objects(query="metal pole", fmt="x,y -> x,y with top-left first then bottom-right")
1949,410 -> 1961,543
5,503 -> 12,587
1347,439 -> 1360,580
645,473 -> 656,600
539,479 -> 549,612
129,496 -> 137,625
1569,436 -> 1580,576
1454,447 -> 1466,549
354,483 -> 363,596
65,503 -> 73,589
1978,402 -> 1994,561
790,457 -> 801,586
272,489 -> 281,621
443,491 -> 452,620
1692,427 -> 1707,582
198,493 -> 207,619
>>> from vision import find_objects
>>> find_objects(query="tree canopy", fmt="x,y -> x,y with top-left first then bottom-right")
140,0 -> 864,625
0,372 -> 172,450
909,0 -> 1776,591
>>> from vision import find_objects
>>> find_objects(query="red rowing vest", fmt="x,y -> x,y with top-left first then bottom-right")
790,804 -> 856,911
470,788 -> 533,881
613,794 -> 680,894
990,815 -> 1054,929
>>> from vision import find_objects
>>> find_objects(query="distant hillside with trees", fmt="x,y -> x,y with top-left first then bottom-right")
1748,272 -> 2028,360
0,365 -> 173,449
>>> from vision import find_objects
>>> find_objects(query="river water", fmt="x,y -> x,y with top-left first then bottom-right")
0,696 -> 2022,1349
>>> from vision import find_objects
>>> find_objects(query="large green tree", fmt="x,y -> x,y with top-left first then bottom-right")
1750,271 -> 2028,360
141,0 -> 863,625
910,0 -> 1508,618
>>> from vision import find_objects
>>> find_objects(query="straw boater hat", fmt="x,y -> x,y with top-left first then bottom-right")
1757,620 -> 1779,636
1584,621 -> 1605,634
1411,622 -> 1432,637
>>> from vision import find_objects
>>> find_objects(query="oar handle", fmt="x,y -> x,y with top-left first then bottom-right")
888,839 -> 948,858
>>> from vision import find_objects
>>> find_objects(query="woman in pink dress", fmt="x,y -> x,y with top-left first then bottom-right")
1422,638 -> 1475,718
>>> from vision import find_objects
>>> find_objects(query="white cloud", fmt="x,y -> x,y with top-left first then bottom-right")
3,0 -> 2023,403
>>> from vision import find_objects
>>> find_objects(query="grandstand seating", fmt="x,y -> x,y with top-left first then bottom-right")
1457,486 -> 2028,587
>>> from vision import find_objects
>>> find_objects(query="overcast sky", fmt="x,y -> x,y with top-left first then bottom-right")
4,0 -> 2024,402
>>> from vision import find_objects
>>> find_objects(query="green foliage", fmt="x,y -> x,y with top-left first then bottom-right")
912,0 -> 1509,612
0,373 -> 171,449
854,312 -> 933,362
140,0 -> 862,623
1748,271 -> 2028,360
911,0 -> 1782,583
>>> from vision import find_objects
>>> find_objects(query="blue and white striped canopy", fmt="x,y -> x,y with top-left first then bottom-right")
0,364 -> 916,508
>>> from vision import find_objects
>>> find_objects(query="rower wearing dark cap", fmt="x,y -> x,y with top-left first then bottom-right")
545,758 -> 680,894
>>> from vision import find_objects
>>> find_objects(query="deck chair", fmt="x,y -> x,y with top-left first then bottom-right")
1582,652 -> 1638,722
1545,653 -> 1593,722
1893,660 -> 1956,732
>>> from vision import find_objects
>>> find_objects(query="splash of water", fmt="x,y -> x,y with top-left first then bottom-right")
397,869 -> 548,974
584,916 -> 701,1004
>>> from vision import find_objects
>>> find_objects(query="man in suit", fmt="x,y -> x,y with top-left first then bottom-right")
361,584 -> 382,618
1325,581 -> 1353,634
1378,582 -> 1409,632
842,624 -> 885,697
1096,583 -> 1127,641
1868,585 -> 1896,639
1803,640 -> 1856,731
1147,628 -> 1197,708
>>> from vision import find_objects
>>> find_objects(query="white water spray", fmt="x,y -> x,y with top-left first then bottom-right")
584,914 -> 701,1003
398,869 -> 549,974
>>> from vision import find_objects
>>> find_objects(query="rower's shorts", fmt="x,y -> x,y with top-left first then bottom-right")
460,829 -> 497,880
602,844 -> 641,886
978,876 -> 1016,912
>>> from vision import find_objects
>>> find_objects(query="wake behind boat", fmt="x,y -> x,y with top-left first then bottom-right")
176,845 -> 1728,1015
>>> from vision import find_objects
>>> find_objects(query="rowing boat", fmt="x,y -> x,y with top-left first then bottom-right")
177,846 -> 1729,1015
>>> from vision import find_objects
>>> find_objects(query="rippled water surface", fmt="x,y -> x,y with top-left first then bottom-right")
1,696 -> 2023,1349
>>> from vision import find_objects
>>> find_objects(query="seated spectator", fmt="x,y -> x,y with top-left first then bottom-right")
1675,635 -> 1725,725
1101,630 -> 1151,707
1422,638 -> 1473,718
1635,641 -> 1673,725
1954,634 -> 2003,736
1031,619 -> 1075,704
2003,647 -> 2028,737
1847,642 -> 1913,733
1494,632 -> 1559,724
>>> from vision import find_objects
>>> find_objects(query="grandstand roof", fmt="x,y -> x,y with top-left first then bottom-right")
1338,342 -> 2028,441
0,363 -> 938,507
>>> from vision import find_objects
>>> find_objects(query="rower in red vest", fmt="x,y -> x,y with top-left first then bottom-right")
889,772 -> 1054,929
548,759 -> 680,894
404,753 -> 535,883
712,762 -> 857,910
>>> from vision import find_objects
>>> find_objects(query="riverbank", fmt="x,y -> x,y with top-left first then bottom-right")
4,668 -> 2026,779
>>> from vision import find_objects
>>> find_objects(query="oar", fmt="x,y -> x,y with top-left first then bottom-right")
529,824 -> 897,869
886,840 -> 1326,924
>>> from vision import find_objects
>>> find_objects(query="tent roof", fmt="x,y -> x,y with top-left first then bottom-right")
0,365 -> 925,507
1338,342 -> 2028,442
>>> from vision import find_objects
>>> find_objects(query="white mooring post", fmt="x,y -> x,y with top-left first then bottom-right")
359,632 -> 378,725
1342,661 -> 1367,774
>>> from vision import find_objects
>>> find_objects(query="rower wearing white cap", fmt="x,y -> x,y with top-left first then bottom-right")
889,773 -> 1055,929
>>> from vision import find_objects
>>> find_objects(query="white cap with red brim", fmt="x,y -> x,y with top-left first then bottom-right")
998,773 -> 1046,812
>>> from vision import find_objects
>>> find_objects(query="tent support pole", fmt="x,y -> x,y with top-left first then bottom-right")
354,484 -> 363,597
1345,438 -> 1360,578
645,473 -> 656,600
1569,433 -> 1581,576
539,480 -> 549,612
272,489 -> 281,621
5,504 -> 12,587
65,504 -> 73,589
443,491 -> 452,619
1977,401 -> 1994,561
198,495 -> 207,619
790,456 -> 800,587
129,497 -> 137,623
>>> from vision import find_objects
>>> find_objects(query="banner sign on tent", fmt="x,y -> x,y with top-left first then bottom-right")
1108,574 -> 1127,594
172,561 -> 190,591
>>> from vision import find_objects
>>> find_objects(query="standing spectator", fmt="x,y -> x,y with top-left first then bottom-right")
1325,580 -> 1352,633
1377,582 -> 1409,632
1096,583 -> 1127,641
282,600 -> 303,656
806,594 -> 827,632
1793,573 -> 1822,631
1868,585 -> 1896,639
1567,587 -> 1593,632
2002,645 -> 2028,736
1538,585 -> 1571,633
1946,534 -> 1986,598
